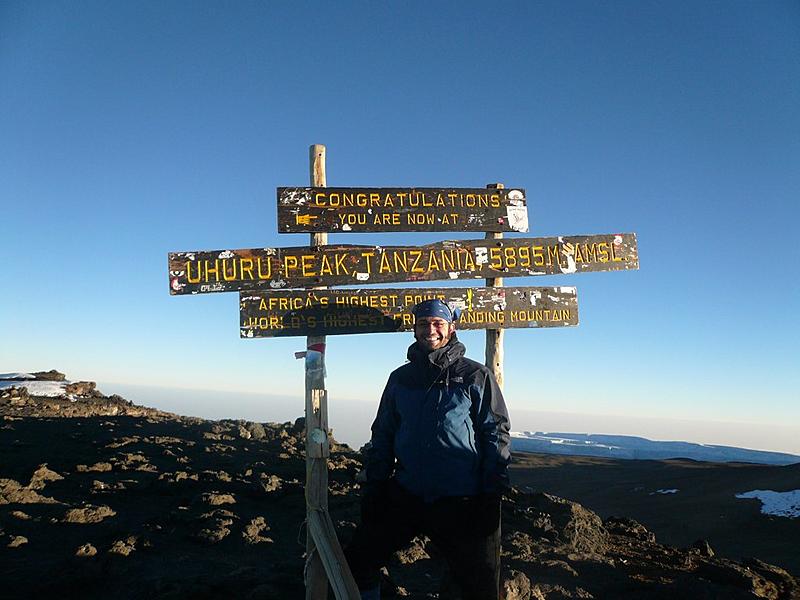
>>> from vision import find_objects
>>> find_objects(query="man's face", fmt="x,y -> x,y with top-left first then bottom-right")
414,317 -> 455,351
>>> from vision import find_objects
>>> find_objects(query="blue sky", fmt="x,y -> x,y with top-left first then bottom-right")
2,2 -> 798,452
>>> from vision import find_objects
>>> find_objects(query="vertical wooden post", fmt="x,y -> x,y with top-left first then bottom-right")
485,183 -> 504,389
304,144 -> 360,600
306,144 -> 330,599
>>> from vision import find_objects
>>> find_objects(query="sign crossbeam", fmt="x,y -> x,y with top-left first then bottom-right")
168,233 -> 638,295
240,286 -> 578,338
278,186 -> 528,233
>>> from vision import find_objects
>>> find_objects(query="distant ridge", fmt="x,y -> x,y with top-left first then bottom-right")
511,431 -> 800,465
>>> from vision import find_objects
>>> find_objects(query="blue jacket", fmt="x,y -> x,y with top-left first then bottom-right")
365,335 -> 511,502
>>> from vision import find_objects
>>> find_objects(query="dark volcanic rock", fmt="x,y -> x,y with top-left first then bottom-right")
0,371 -> 798,599
30,370 -> 66,381
605,515 -> 656,543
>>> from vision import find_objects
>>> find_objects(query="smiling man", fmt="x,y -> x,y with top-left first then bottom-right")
345,299 -> 511,600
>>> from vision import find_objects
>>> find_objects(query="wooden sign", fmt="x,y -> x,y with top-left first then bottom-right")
240,286 -> 578,338
277,187 -> 528,233
168,233 -> 638,295
169,233 -> 639,294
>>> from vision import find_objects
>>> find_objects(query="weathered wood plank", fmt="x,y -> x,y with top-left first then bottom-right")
168,233 -> 638,295
484,183 -> 505,389
240,286 -> 578,338
278,187 -> 528,233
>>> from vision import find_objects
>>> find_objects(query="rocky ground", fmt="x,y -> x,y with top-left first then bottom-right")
1,373 -> 798,599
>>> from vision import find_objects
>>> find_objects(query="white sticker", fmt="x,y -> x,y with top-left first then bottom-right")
507,189 -> 525,206
561,255 -> 577,274
356,272 -> 370,281
282,189 -> 311,205
475,247 -> 488,264
506,206 -> 529,232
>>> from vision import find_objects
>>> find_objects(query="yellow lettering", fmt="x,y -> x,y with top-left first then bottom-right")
547,245 -> 561,267
301,255 -> 316,277
284,256 -> 298,275
518,246 -> 531,267
205,259 -> 220,282
186,261 -> 201,284
504,247 -> 517,268
612,241 -> 624,262
462,249 -> 475,271
532,245 -> 544,267
240,258 -> 254,280
335,253 -> 348,275
393,251 -> 408,272
257,257 -> 272,279
320,254 -> 333,276
410,250 -> 424,273
427,251 -> 440,272
222,259 -> 237,282
440,249 -> 456,271
489,248 -> 502,269
379,253 -> 391,274
361,251 -> 375,274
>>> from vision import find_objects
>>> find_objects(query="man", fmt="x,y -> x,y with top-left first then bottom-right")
345,299 -> 511,600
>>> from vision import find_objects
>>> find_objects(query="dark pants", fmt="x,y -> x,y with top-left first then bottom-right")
344,479 -> 501,600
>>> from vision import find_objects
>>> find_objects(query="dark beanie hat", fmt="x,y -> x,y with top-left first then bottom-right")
411,299 -> 458,322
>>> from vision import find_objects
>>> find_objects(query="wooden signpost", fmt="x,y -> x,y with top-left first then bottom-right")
278,186 -> 528,233
168,233 -> 638,295
168,144 -> 639,600
240,286 -> 578,338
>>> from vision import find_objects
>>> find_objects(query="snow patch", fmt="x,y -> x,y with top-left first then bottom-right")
0,373 -> 36,380
650,489 -> 679,495
0,380 -> 70,397
735,489 -> 800,518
